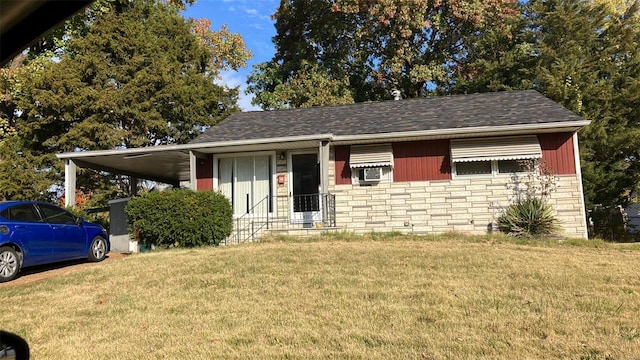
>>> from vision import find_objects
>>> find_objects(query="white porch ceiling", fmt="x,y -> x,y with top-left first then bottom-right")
71,150 -> 191,184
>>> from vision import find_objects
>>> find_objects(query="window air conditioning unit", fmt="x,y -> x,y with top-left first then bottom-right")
363,167 -> 383,181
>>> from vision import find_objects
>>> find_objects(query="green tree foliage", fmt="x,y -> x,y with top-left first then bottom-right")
18,0 -> 240,152
126,190 -> 233,247
0,136 -> 57,201
457,0 -> 640,208
0,0 -> 249,204
247,0 -> 520,109
249,61 -> 354,109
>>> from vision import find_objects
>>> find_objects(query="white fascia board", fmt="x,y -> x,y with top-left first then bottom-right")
187,134 -> 334,150
56,134 -> 335,160
331,120 -> 592,144
56,145 -> 192,159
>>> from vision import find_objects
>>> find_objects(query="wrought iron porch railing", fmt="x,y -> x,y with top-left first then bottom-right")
226,193 -> 336,245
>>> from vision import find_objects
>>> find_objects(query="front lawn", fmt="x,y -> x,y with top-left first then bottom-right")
1,234 -> 639,359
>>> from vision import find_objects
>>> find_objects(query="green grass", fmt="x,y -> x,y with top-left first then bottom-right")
1,234 -> 640,359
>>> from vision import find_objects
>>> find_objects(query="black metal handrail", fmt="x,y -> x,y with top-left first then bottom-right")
229,195 -> 270,245
226,192 -> 336,244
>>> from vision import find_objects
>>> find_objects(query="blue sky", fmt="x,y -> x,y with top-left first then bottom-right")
182,0 -> 281,111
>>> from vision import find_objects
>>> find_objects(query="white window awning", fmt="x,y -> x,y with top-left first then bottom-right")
349,144 -> 393,168
451,135 -> 542,163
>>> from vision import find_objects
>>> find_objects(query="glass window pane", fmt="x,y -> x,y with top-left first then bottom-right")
292,154 -> 320,212
39,204 -> 76,224
8,204 -> 40,222
498,160 -> 526,174
455,161 -> 492,176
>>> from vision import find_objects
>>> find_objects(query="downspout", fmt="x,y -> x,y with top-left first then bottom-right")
573,132 -> 589,239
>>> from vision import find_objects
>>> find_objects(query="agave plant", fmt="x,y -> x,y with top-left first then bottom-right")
498,197 -> 558,237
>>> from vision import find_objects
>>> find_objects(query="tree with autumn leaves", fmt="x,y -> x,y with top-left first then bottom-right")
247,0 -> 520,109
248,0 -> 640,211
0,0 -> 250,204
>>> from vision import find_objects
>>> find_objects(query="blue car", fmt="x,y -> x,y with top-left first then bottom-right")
0,201 -> 110,282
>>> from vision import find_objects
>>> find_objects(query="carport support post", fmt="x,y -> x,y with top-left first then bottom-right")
319,140 -> 330,226
189,151 -> 197,191
130,177 -> 138,197
64,159 -> 76,207
319,140 -> 329,194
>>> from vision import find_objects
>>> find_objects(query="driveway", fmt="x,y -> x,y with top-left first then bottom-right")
0,252 -> 128,288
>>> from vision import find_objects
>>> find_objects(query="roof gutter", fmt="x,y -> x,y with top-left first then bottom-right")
331,120 -> 592,143
56,134 -> 334,159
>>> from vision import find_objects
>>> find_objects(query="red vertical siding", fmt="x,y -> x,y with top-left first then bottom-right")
334,145 -> 352,185
538,133 -> 576,175
196,154 -> 213,190
393,140 -> 451,181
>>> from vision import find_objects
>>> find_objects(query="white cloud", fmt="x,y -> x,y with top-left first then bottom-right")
249,22 -> 268,30
241,5 -> 272,21
215,70 -> 243,88
237,91 -> 261,112
215,70 -> 261,112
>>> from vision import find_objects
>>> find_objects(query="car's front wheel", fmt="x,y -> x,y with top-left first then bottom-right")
88,236 -> 107,262
0,246 -> 20,282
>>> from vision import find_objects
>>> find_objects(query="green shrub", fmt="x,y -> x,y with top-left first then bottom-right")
125,189 -> 232,247
497,197 -> 558,237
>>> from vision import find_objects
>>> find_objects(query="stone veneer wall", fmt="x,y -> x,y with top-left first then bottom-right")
328,150 -> 587,238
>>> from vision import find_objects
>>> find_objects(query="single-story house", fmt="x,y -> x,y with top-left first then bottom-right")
57,90 -> 591,245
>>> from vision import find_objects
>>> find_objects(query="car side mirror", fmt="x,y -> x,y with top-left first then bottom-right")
0,330 -> 30,359
75,217 -> 83,226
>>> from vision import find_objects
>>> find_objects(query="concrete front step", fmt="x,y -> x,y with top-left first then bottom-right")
265,226 -> 342,237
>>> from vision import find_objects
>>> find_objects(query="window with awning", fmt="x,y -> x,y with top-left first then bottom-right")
349,144 -> 394,169
450,136 -> 542,177
450,135 -> 542,163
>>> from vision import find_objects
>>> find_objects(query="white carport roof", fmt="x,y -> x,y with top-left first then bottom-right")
56,135 -> 333,185
57,146 -> 192,185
